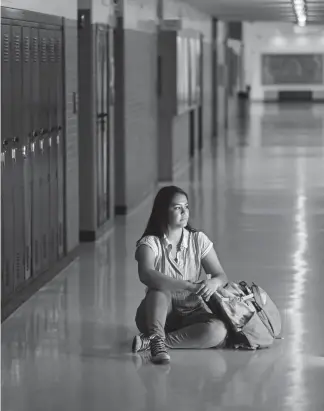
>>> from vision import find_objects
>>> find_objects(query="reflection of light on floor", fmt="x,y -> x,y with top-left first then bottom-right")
285,157 -> 309,411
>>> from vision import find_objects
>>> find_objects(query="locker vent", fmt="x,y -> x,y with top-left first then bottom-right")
14,35 -> 21,62
41,38 -> 47,63
5,260 -> 10,287
59,223 -> 63,247
33,37 -> 39,62
50,38 -> 55,62
16,252 -> 21,280
3,34 -> 10,62
24,36 -> 30,62
43,234 -> 47,259
25,246 -> 30,271
56,39 -> 61,62
35,239 -> 39,264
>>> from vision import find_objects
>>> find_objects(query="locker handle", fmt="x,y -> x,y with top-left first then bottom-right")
58,126 -> 62,131
2,139 -> 9,147
12,137 -> 19,144
40,128 -> 48,136
29,130 -> 39,139
51,126 -> 57,132
97,113 -> 108,119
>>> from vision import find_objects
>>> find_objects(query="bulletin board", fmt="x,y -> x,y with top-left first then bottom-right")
262,54 -> 324,85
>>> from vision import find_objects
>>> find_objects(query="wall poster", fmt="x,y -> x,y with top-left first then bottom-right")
262,54 -> 324,85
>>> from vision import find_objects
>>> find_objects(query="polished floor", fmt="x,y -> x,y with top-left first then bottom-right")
2,103 -> 324,411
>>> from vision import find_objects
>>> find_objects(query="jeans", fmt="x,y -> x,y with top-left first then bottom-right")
135,289 -> 228,349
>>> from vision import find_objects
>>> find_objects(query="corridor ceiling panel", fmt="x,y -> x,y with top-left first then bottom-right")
182,0 -> 324,24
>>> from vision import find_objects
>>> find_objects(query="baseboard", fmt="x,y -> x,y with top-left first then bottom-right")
115,205 -> 128,215
115,183 -> 156,217
1,245 -> 80,323
79,230 -> 96,242
79,219 -> 114,242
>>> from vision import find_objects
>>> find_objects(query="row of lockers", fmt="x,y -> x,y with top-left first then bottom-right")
1,20 -> 65,301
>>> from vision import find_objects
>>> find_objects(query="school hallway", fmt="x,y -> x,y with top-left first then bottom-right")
2,103 -> 324,411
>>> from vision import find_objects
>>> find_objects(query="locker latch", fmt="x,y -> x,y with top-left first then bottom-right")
31,142 -> 35,153
11,148 -> 16,161
1,152 -> 5,165
56,134 -> 60,145
22,146 -> 27,159
39,140 -> 44,151
49,137 -> 52,147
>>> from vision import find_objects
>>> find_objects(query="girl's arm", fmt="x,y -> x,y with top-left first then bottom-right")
136,245 -> 199,292
201,246 -> 228,287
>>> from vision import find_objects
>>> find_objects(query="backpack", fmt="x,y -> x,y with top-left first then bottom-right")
206,281 -> 282,349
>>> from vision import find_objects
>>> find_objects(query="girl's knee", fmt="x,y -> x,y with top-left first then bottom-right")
147,288 -> 172,301
204,320 -> 228,348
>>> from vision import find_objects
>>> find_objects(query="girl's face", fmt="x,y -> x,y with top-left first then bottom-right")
168,193 -> 189,229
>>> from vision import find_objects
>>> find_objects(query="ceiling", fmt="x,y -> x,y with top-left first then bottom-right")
182,0 -> 324,25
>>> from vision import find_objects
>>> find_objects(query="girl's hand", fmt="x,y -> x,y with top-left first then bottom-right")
192,280 -> 219,302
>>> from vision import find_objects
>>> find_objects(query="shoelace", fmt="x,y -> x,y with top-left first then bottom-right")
150,336 -> 167,357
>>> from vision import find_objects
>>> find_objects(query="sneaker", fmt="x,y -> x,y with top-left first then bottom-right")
150,335 -> 170,365
132,333 -> 150,353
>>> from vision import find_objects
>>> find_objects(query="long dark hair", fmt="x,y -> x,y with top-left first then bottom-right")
137,185 -> 196,246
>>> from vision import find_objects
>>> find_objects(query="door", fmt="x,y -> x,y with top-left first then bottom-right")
22,25 -> 32,280
1,23 -> 15,299
212,18 -> 218,137
39,29 -> 51,272
30,26 -> 42,277
108,27 -> 115,216
48,30 -> 59,265
95,25 -> 110,227
11,24 -> 26,290
54,29 -> 65,259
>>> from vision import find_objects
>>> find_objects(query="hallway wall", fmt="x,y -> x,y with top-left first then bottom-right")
116,0 -> 214,212
244,22 -> 324,101
123,0 -> 159,212
1,0 -> 77,18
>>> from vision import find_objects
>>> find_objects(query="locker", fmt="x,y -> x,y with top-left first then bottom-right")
108,26 -> 115,213
95,26 -> 110,226
1,15 -> 66,306
1,23 -> 15,298
48,31 -> 58,264
39,29 -> 51,272
30,27 -> 42,277
11,24 -> 26,289
22,25 -> 32,280
55,29 -> 64,259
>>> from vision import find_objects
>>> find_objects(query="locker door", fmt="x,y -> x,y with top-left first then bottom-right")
11,24 -> 26,289
30,27 -> 42,277
108,27 -> 115,214
39,29 -> 51,272
22,25 -> 32,280
96,26 -> 109,226
1,23 -> 15,299
48,31 -> 58,264
55,29 -> 64,259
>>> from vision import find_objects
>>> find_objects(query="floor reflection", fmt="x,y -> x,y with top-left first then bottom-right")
2,103 -> 324,411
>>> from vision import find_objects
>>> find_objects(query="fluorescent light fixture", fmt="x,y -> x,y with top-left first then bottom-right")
291,0 -> 308,26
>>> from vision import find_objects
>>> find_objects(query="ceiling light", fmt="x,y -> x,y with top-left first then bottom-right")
291,0 -> 308,26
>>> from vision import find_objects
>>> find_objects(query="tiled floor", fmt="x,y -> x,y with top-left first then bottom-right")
2,103 -> 324,411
